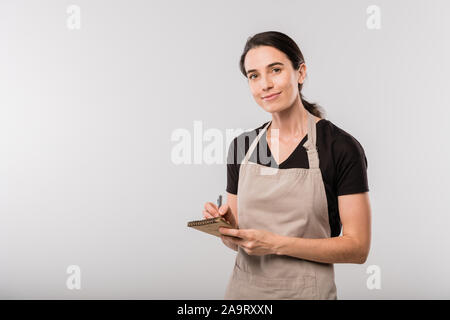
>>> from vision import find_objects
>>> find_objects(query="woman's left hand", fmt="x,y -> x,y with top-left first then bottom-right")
218,227 -> 280,256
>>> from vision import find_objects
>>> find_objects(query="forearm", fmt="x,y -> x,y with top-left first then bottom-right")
273,234 -> 368,264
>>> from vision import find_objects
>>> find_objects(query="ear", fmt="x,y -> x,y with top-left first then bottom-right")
297,63 -> 307,85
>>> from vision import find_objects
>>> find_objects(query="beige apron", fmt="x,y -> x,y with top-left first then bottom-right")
224,110 -> 337,300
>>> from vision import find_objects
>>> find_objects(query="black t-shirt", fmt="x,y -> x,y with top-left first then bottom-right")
226,118 -> 369,237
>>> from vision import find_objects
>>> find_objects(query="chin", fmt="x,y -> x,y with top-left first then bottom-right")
261,102 -> 286,113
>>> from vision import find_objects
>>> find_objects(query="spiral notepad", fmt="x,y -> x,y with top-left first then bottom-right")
187,217 -> 234,237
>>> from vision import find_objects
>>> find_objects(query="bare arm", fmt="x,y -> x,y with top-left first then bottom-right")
274,192 -> 372,264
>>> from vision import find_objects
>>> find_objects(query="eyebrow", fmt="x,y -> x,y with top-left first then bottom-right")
246,62 -> 284,75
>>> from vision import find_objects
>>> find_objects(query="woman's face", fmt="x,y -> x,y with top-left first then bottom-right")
244,45 -> 306,113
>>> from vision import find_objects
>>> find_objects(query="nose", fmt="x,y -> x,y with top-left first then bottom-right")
260,74 -> 274,92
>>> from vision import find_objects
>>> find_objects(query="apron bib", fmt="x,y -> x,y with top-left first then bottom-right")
224,110 -> 337,300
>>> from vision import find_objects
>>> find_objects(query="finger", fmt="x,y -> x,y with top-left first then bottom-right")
205,202 -> 220,217
218,226 -> 231,235
202,210 -> 214,219
218,203 -> 229,216
219,227 -> 242,238
222,235 -> 246,246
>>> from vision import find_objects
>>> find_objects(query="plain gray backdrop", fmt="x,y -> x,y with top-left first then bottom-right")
1,0 -> 449,299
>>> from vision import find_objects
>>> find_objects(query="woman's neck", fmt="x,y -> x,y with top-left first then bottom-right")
267,98 -> 311,142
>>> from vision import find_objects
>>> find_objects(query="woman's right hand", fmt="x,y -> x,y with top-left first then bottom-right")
203,201 -> 238,251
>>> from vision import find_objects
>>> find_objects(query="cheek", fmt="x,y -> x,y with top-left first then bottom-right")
250,86 -> 260,100
281,80 -> 299,99
278,75 -> 294,92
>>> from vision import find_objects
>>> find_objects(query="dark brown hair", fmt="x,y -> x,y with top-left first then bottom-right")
239,31 -> 325,118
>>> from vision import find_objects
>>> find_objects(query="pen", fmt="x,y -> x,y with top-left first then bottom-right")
217,194 -> 222,216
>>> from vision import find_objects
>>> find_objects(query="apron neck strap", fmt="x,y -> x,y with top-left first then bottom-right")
303,111 -> 319,169
241,110 -> 320,168
241,121 -> 271,166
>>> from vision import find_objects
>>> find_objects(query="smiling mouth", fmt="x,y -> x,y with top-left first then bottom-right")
262,92 -> 281,101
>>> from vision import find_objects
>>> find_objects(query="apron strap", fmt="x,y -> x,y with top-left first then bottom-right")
241,111 -> 320,169
241,121 -> 271,166
303,111 -> 320,169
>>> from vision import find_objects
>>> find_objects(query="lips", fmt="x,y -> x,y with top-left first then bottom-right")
262,92 -> 281,100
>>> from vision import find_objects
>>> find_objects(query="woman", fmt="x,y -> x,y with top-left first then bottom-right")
202,31 -> 371,300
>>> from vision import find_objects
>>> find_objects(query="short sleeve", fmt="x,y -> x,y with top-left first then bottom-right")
226,137 -> 239,195
225,124 -> 268,195
333,134 -> 369,196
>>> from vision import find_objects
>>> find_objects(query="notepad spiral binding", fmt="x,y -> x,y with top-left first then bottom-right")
187,217 -> 222,227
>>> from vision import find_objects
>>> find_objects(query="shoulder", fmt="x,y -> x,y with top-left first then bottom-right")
319,119 -> 367,168
318,119 -> 365,150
